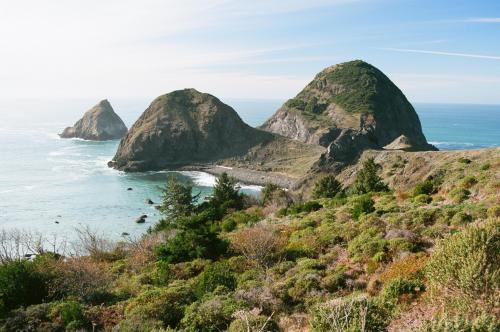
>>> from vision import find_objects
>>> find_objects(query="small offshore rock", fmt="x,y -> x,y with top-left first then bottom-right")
145,198 -> 154,204
127,187 -> 133,191
121,232 -> 130,236
59,99 -> 128,140
135,216 -> 146,223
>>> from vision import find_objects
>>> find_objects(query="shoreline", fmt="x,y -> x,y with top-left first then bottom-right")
179,165 -> 298,189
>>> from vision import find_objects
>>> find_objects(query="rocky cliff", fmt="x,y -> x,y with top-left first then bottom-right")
260,60 -> 436,168
60,100 -> 127,140
109,89 -> 275,171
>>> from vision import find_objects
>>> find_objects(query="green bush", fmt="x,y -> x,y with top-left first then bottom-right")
480,163 -> 491,171
1,304 -> 60,332
382,277 -> 424,300
349,194 -> 375,220
459,176 -> 478,189
49,301 -> 88,330
413,180 -> 435,196
0,260 -> 48,317
415,314 -> 499,332
449,187 -> 470,204
281,201 -> 323,216
348,228 -> 387,262
426,220 -> 500,314
457,157 -> 472,164
313,175 -> 343,199
196,262 -> 236,297
124,283 -> 194,329
414,194 -> 432,204
450,211 -> 473,226
285,98 -> 306,110
486,205 -> 500,218
310,295 -> 392,332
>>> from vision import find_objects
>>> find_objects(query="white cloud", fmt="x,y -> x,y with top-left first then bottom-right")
0,0 -> 356,99
381,48 -> 500,60
465,17 -> 500,23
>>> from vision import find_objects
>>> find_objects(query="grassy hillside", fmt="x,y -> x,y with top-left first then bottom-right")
0,150 -> 498,331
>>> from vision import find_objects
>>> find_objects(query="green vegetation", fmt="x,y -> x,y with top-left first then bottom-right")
312,175 -> 343,199
0,157 -> 498,331
325,60 -> 398,114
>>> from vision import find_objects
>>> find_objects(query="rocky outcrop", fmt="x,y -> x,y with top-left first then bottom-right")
60,100 -> 127,140
260,60 -> 436,168
109,89 -> 274,172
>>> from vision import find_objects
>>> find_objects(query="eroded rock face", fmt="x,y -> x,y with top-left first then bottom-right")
260,60 -> 436,167
60,100 -> 127,140
109,89 -> 273,171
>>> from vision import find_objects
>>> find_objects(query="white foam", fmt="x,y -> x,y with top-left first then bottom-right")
179,171 -> 217,187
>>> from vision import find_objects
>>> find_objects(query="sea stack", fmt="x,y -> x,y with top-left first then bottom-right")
260,60 -> 436,166
109,89 -> 273,171
59,100 -> 128,140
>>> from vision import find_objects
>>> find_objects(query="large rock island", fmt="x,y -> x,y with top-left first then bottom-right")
109,60 -> 440,187
60,100 -> 128,140
110,89 -> 276,172
260,60 -> 436,168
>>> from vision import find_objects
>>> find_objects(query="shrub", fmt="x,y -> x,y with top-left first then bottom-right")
457,157 -> 472,164
48,257 -> 113,304
415,314 -> 499,332
155,229 -> 228,264
285,98 -> 306,110
382,277 -> 424,300
426,220 -> 500,314
350,158 -> 389,194
230,224 -> 284,268
480,163 -> 491,171
449,187 -> 470,203
313,175 -> 343,199
450,211 -> 473,226
487,205 -> 500,218
310,295 -> 392,332
413,180 -> 434,196
124,284 -> 194,328
413,194 -> 432,204
181,294 -> 245,332
49,301 -> 88,331
0,260 -> 47,317
379,254 -> 428,284
349,194 -> 375,220
348,228 -> 387,262
459,176 -> 477,189
196,263 -> 236,297
228,309 -> 279,332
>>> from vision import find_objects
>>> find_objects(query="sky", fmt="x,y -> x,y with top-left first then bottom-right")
1,0 -> 500,103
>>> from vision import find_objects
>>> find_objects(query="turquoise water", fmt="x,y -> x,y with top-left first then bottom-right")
0,99 -> 498,240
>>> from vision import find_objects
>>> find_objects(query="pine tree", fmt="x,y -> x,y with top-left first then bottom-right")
312,175 -> 343,199
351,157 -> 388,194
159,176 -> 199,226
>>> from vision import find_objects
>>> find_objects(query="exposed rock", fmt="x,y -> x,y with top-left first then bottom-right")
260,60 -> 436,169
60,100 -> 127,140
140,214 -> 148,219
127,188 -> 133,191
384,135 -> 414,150
121,232 -> 130,236
145,199 -> 154,205
110,89 -> 274,171
135,216 -> 146,223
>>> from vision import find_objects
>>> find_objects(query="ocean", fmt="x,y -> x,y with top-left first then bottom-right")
0,99 -> 498,240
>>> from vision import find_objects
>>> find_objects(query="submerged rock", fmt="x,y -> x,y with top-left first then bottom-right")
59,100 -> 127,140
110,89 -> 273,171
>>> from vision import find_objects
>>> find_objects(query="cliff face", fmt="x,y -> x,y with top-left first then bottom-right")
110,89 -> 274,171
60,100 -> 127,140
260,60 -> 436,167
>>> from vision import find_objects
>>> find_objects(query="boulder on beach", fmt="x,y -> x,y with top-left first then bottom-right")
60,99 -> 128,140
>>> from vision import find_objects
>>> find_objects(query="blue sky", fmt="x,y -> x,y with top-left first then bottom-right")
1,0 -> 499,103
